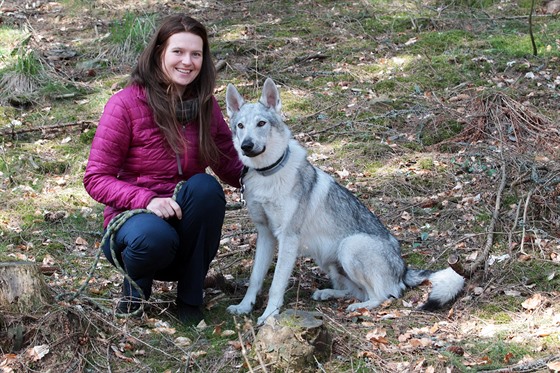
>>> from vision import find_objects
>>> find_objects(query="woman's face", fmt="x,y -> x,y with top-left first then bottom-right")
161,32 -> 204,93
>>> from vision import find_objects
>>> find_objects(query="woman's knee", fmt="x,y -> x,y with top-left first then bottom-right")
177,174 -> 225,209
187,174 -> 224,197
111,215 -> 179,269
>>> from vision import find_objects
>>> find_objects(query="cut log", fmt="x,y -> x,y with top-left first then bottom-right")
0,261 -> 53,313
253,309 -> 332,372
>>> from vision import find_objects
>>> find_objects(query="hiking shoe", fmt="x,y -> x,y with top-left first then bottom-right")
177,302 -> 204,326
117,297 -> 143,316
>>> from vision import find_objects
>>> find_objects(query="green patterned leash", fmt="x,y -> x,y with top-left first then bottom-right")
56,181 -> 186,317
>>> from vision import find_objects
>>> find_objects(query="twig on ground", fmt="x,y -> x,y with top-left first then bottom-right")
483,354 -> 560,372
235,316 -> 257,373
519,187 -> 536,256
465,157 -> 507,276
1,120 -> 95,137
508,197 -> 523,258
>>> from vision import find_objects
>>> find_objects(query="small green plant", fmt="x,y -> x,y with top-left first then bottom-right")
0,36 -> 44,101
108,12 -> 157,54
10,36 -> 42,77
467,340 -> 533,370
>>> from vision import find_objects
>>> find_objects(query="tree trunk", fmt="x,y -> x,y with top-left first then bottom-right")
0,261 -> 53,313
253,309 -> 332,372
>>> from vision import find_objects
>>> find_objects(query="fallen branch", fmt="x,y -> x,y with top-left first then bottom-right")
519,187 -> 536,255
447,254 -> 465,277
482,354 -> 560,372
294,53 -> 328,63
1,120 -> 95,137
465,158 -> 507,276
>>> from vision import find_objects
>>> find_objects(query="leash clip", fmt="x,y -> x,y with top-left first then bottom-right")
240,183 -> 246,207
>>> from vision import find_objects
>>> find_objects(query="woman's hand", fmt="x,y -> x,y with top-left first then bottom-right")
147,197 -> 183,220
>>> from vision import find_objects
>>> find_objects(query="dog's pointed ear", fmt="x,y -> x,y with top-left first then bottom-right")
260,78 -> 281,113
226,83 -> 245,118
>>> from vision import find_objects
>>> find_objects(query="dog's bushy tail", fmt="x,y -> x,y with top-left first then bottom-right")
404,267 -> 465,311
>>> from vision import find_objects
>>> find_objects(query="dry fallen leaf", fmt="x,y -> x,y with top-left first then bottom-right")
521,293 -> 543,310
110,345 -> 137,363
75,236 -> 88,246
174,337 -> 192,347
335,169 -> 349,179
547,360 -> 560,372
27,344 -> 49,362
357,350 -> 378,359
196,319 -> 208,330
408,338 -> 432,348
463,355 -> 492,367
447,346 -> 465,356
153,326 -> 176,335
503,351 -> 514,364
188,350 -> 207,359
1,353 -> 18,368
221,329 -> 236,337
228,340 -> 243,350
366,328 -> 389,346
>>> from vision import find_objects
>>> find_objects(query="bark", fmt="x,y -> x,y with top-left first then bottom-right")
253,309 -> 332,372
0,261 -> 53,313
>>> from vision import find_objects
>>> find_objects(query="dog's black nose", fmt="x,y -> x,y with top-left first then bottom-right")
241,140 -> 254,153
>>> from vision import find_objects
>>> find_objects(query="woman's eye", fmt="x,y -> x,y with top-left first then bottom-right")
257,121 -> 266,127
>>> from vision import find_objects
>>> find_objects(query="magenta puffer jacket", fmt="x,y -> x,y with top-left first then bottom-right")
83,84 -> 243,228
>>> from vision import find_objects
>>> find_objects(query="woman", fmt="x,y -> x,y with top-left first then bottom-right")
83,14 -> 243,325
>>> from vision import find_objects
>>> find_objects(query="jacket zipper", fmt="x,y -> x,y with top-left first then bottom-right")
176,124 -> 186,176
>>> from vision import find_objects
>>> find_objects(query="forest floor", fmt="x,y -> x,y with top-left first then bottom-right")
0,0 -> 559,372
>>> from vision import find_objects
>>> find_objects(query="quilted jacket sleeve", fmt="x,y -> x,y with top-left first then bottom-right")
83,92 -> 157,210
210,97 -> 243,188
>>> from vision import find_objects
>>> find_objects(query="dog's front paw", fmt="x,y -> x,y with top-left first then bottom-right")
257,308 -> 279,326
226,303 -> 253,315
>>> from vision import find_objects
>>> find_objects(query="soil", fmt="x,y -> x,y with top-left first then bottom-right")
1,1 -> 559,372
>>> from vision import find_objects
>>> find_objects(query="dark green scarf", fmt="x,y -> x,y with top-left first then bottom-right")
176,99 -> 198,124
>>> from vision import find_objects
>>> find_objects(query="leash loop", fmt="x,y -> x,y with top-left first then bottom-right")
56,181 -> 186,317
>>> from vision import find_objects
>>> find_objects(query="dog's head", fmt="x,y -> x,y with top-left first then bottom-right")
226,78 -> 291,168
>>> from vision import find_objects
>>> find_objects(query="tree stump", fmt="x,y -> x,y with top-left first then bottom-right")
253,309 -> 332,372
0,261 -> 53,313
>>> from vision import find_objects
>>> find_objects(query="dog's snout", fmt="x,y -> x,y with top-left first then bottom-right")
241,140 -> 254,153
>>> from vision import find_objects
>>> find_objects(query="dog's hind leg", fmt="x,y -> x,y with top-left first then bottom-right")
227,224 -> 277,316
312,263 -> 366,301
256,233 -> 300,325
339,234 -> 406,312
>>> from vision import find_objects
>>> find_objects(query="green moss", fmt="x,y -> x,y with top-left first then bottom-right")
403,251 -> 429,267
364,160 -> 385,175
410,30 -> 475,55
417,157 -> 435,170
373,79 -> 397,94
511,261 -> 560,292
467,340 -> 533,370
478,304 -> 514,323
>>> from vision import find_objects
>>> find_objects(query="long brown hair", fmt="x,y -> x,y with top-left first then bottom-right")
129,14 -> 219,165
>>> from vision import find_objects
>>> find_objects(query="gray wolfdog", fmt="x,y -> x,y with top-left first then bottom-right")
225,78 -> 464,325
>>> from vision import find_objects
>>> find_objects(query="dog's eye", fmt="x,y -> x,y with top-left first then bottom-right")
237,123 -> 244,129
257,121 -> 266,127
